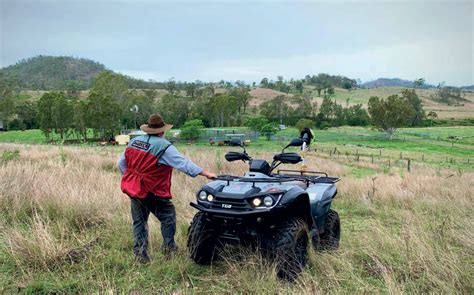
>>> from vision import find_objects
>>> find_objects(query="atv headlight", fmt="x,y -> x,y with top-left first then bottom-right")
206,194 -> 214,202
198,191 -> 207,201
252,198 -> 262,207
264,196 -> 274,207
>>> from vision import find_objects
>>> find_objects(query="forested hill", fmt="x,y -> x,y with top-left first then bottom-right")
0,56 -> 107,91
362,78 -> 420,88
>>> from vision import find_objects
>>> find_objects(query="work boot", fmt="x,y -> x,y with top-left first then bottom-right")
161,244 -> 179,258
134,254 -> 151,264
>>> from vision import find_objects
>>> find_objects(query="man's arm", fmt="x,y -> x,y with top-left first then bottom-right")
160,145 -> 216,179
118,153 -> 127,175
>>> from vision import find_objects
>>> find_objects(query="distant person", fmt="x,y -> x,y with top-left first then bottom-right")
300,127 -> 314,151
118,114 -> 217,263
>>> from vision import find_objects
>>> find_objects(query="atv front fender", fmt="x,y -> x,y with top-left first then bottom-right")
276,187 -> 313,227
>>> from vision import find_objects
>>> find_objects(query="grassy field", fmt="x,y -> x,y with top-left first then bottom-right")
2,126 -> 473,171
0,138 -> 473,293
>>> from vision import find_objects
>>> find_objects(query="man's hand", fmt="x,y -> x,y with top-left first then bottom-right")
200,170 -> 218,180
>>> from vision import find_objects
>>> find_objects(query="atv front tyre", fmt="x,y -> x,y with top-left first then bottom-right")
273,218 -> 309,281
187,212 -> 219,265
312,209 -> 340,251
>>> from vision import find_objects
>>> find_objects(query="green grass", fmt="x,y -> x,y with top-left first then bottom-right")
1,142 -> 472,293
2,125 -> 473,170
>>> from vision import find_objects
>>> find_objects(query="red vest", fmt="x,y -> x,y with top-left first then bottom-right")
120,135 -> 173,198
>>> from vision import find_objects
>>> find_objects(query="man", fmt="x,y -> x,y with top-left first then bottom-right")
118,114 -> 216,263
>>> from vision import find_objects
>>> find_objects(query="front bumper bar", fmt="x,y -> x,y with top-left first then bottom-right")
190,202 -> 271,216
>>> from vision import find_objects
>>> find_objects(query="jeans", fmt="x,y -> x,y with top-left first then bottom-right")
130,194 -> 177,258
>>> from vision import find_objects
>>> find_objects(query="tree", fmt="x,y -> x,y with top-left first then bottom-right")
401,89 -> 425,126
73,100 -> 90,141
325,85 -> 335,98
37,92 -> 56,139
426,111 -> 438,126
413,78 -> 425,88
260,78 -> 269,87
342,81 -> 353,91
368,95 -> 413,138
213,94 -> 237,127
159,93 -> 190,128
244,116 -> 268,132
66,80 -> 81,98
288,94 -> 312,125
344,104 -> 369,126
180,119 -> 204,141
91,70 -> 129,102
260,123 -> 279,140
229,86 -> 251,125
260,95 -> 290,125
185,83 -> 197,99
15,101 -> 38,130
295,81 -> 304,93
296,118 -> 314,131
51,92 -> 73,139
166,78 -> 178,95
0,92 -> 16,125
87,92 -> 122,138
315,84 -> 324,97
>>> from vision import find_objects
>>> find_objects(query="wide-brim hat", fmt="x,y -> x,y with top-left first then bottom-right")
140,114 -> 173,134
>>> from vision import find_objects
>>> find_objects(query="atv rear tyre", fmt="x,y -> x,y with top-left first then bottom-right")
187,212 -> 219,265
312,209 -> 340,251
273,218 -> 309,281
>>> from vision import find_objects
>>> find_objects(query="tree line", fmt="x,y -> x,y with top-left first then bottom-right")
0,69 -> 437,141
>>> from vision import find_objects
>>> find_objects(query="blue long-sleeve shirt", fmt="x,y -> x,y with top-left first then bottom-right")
118,144 -> 203,177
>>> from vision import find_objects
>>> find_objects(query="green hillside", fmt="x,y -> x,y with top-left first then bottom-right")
0,56 -> 107,91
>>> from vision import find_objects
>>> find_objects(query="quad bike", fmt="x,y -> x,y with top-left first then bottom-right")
187,138 -> 341,281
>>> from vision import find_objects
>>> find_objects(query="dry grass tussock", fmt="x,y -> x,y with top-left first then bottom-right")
0,143 -> 473,293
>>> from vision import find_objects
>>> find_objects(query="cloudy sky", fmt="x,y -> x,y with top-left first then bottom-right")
1,0 -> 472,85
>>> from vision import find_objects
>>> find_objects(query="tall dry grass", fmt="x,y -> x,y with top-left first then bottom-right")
0,143 -> 472,293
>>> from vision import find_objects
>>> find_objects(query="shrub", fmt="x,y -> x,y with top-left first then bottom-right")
1,150 -> 20,162
244,116 -> 269,132
260,123 -> 279,140
180,119 -> 204,141
295,118 -> 314,131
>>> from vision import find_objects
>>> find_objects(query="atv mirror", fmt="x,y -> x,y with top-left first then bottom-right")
225,151 -> 249,162
282,138 -> 304,152
289,138 -> 304,147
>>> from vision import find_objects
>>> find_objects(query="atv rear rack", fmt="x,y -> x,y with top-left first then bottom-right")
276,169 -> 340,185
216,171 -> 340,187
216,174 -> 305,187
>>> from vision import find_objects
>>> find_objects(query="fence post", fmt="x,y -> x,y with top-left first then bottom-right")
371,154 -> 374,164
422,154 -> 424,161
388,159 -> 391,167
379,149 -> 382,157
407,159 -> 411,172
400,152 -> 402,160
356,154 -> 360,162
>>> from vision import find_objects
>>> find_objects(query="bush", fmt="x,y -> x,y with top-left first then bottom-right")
295,118 -> 314,131
1,150 -> 20,163
244,116 -> 268,132
260,123 -> 279,140
319,122 -> 331,130
180,119 -> 204,141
